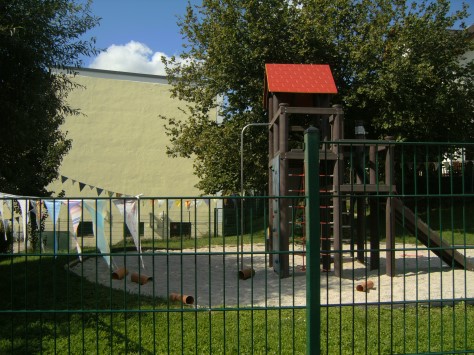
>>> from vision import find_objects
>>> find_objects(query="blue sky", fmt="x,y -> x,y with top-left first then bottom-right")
84,1 -> 199,59
80,0 -> 200,74
82,0 -> 474,75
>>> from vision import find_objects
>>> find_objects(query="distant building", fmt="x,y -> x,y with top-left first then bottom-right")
34,68 -> 220,248
465,24 -> 474,63
48,68 -> 203,197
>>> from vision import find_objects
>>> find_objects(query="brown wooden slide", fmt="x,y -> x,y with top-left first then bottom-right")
392,197 -> 474,271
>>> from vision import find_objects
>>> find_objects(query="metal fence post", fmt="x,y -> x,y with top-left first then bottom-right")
305,127 -> 320,355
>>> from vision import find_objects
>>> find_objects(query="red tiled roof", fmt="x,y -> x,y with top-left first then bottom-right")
265,64 -> 337,94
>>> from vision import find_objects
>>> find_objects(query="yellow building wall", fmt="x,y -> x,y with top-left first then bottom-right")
41,69 -> 222,246
48,68 -> 202,197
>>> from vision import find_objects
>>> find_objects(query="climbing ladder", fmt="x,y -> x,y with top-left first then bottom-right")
287,158 -> 352,272
288,171 -> 306,271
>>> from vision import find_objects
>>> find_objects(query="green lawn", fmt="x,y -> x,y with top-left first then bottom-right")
1,254 -> 474,354
114,232 -> 267,251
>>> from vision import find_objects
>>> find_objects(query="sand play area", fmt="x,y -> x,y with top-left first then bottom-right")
69,243 -> 474,308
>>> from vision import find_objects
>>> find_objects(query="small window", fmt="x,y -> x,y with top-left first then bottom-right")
125,222 -> 145,237
77,221 -> 94,237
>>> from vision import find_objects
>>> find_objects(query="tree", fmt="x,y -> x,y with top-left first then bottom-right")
0,0 -> 100,196
163,0 -> 474,195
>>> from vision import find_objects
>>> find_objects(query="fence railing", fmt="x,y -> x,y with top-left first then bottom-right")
1,136 -> 474,354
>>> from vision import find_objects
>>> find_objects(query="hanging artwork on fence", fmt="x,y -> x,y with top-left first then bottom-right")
67,200 -> 83,260
113,199 -> 144,268
44,200 -> 63,256
18,199 -> 29,250
84,200 -> 111,267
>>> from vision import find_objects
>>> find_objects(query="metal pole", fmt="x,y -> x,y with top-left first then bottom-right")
305,127 -> 320,355
240,123 -> 271,269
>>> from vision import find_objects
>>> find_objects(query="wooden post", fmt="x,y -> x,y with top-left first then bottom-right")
272,93 -> 280,155
278,103 -> 289,278
268,95 -> 274,267
355,120 -> 366,264
369,145 -> 380,270
332,105 -> 343,276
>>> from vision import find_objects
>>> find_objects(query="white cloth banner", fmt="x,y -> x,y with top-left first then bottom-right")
67,200 -> 83,260
18,199 -> 29,250
44,200 -> 63,256
2,199 -> 13,241
0,194 -> 5,240
30,200 -> 43,230
84,200 -> 111,267
30,200 -> 45,251
113,199 -> 144,268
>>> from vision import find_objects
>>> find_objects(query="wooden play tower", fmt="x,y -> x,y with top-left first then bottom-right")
265,63 -> 474,278
265,63 -> 396,278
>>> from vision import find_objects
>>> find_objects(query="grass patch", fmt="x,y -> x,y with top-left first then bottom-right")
113,232 -> 266,251
323,303 -> 474,354
1,253 -> 474,353
365,200 -> 474,246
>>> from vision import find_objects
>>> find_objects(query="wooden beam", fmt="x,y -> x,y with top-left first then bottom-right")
284,106 -> 343,115
285,150 -> 338,161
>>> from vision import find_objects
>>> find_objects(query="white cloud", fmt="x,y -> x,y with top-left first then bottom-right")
89,41 -> 171,75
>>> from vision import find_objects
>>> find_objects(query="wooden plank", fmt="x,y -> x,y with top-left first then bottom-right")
392,197 -> 474,271
285,150 -> 338,160
338,184 -> 395,193
284,106 -> 342,115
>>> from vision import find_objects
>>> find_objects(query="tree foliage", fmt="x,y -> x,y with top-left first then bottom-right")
0,0 -> 99,196
163,0 -> 474,194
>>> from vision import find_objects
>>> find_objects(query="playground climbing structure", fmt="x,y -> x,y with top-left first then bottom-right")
265,63 -> 473,278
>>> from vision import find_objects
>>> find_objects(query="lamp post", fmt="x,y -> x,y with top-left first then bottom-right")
240,122 -> 271,270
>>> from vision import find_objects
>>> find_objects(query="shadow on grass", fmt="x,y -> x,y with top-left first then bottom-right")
0,253 -> 171,353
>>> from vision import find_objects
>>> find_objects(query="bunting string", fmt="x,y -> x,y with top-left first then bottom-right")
59,175 -> 132,198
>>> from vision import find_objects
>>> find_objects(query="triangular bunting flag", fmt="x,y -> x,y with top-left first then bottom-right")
67,200 -> 83,260
18,199 -> 29,250
30,200 -> 43,232
61,175 -> 68,184
113,199 -> 144,268
96,188 -> 103,196
44,200 -> 63,256
79,182 -> 86,191
84,200 -> 110,267
0,194 -> 6,241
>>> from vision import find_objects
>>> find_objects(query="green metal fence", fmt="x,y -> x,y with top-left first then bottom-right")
1,134 -> 474,354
